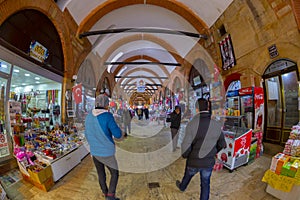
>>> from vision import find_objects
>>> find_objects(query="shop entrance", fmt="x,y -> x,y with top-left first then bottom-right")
263,59 -> 299,145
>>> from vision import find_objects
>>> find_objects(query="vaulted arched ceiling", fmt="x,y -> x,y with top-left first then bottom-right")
55,0 -> 233,103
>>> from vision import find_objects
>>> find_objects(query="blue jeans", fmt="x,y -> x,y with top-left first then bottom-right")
179,165 -> 213,200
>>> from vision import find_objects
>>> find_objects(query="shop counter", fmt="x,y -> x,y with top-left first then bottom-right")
266,184 -> 300,200
36,142 -> 90,182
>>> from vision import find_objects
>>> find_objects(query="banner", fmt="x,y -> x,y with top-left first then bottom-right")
137,80 -> 145,93
219,34 -> 236,71
72,84 -> 82,104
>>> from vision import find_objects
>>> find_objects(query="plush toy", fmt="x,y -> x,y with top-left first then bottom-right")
15,148 -> 35,165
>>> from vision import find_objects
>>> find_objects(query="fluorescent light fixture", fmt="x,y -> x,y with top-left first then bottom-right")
12,85 -> 16,87
35,77 -> 40,80
13,69 -> 19,73
25,73 -> 30,76
22,83 -> 26,85
1,64 -> 7,68
35,81 -> 40,84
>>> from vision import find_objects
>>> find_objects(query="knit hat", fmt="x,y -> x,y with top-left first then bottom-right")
95,94 -> 109,108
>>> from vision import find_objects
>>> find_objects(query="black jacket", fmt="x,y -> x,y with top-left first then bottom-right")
181,112 -> 226,168
169,111 -> 181,130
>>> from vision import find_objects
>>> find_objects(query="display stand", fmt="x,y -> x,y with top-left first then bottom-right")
36,142 -> 89,182
266,184 -> 300,200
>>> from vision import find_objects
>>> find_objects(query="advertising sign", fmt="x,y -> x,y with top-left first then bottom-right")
0,134 -> 9,157
137,80 -> 145,93
29,41 -> 49,62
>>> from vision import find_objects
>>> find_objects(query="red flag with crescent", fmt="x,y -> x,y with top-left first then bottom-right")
72,83 -> 82,104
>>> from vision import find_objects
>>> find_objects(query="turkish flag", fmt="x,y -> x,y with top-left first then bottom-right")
72,83 -> 82,104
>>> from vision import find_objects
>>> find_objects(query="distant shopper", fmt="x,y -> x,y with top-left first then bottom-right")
168,105 -> 181,151
176,98 -> 226,200
85,94 -> 122,200
122,107 -> 132,136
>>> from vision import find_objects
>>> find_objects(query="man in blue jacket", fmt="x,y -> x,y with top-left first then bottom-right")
85,94 -> 122,200
176,98 -> 226,200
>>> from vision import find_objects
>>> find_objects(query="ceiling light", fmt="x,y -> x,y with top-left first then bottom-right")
12,85 -> 16,87
35,77 -> 40,80
25,73 -> 30,76
1,64 -> 7,68
35,81 -> 40,84
13,69 -> 19,73
22,83 -> 26,85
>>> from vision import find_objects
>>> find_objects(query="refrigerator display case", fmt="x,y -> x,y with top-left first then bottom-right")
217,126 -> 252,172
239,87 -> 264,131
224,90 -> 242,127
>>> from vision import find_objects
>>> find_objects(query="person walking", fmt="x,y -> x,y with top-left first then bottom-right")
168,105 -> 182,152
122,107 -> 132,136
85,94 -> 122,200
176,98 -> 226,200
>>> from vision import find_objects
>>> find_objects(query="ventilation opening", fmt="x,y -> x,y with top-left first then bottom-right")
218,24 -> 227,36
148,182 -> 160,189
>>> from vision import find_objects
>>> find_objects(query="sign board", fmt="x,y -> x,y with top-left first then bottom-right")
29,41 -> 49,62
137,80 -> 145,93
264,59 -> 295,75
0,133 -> 9,157
268,44 -> 279,59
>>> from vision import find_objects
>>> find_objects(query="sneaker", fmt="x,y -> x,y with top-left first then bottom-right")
105,196 -> 120,200
176,180 -> 185,192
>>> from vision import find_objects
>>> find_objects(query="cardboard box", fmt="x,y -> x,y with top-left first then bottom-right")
21,172 -> 54,192
275,155 -> 290,175
270,153 -> 285,172
28,165 -> 53,184
31,177 -> 54,192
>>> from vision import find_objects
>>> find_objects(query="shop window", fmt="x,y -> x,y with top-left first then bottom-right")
10,66 -> 62,127
0,59 -> 11,74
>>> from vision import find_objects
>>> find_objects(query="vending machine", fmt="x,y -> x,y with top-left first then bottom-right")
239,87 -> 264,131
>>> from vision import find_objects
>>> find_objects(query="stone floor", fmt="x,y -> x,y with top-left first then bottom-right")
4,118 -> 282,200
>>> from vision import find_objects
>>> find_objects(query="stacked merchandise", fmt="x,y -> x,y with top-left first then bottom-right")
283,124 -> 300,157
262,124 -> 300,198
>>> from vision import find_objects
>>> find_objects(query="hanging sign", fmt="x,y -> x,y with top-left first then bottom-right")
268,44 -> 279,59
219,34 -> 236,71
137,80 -> 145,93
29,40 -> 49,62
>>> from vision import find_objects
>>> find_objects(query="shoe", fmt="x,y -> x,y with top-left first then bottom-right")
105,196 -> 120,200
176,180 -> 185,192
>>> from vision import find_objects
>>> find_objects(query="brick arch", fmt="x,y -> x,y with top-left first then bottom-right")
113,55 -> 171,78
102,34 -> 183,70
119,67 -> 164,85
118,76 -> 160,88
77,0 -> 208,36
0,0 -> 73,77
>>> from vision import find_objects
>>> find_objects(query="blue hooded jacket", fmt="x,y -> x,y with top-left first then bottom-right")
84,109 -> 122,157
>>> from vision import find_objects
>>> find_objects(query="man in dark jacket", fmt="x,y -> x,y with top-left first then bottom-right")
169,105 -> 181,152
176,98 -> 226,200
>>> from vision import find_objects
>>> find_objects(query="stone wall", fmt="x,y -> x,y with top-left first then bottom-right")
211,0 -> 300,87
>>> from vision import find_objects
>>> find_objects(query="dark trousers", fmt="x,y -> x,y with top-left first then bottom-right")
92,156 -> 119,196
171,128 -> 179,151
